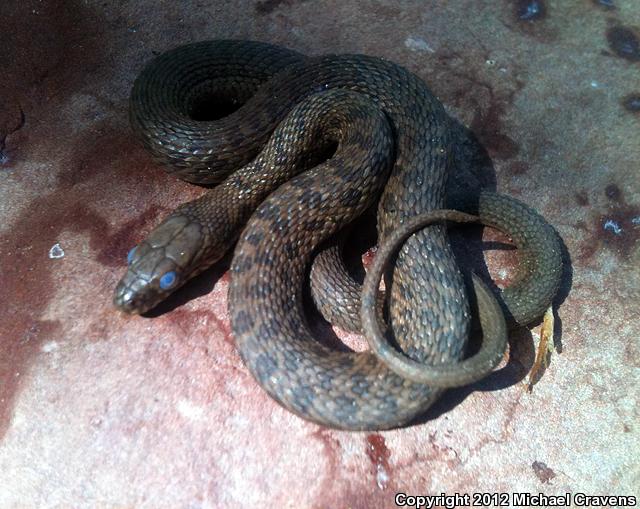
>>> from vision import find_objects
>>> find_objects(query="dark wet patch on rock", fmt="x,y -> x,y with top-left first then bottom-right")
470,98 -> 521,160
532,460 -> 556,483
507,160 -> 530,175
254,0 -> 309,15
578,188 -> 640,263
365,433 -> 392,489
575,191 -> 590,207
604,183 -> 621,202
516,0 -> 547,21
606,25 -> 640,62
592,0 -> 616,10
621,93 -> 640,113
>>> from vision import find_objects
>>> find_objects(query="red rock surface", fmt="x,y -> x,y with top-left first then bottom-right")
1,0 -> 638,506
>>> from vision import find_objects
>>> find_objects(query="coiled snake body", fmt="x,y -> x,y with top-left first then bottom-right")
114,41 -> 562,430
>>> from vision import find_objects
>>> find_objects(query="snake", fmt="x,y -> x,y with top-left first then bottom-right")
113,40 -> 562,430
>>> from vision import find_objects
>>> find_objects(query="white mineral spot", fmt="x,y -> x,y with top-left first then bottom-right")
41,341 -> 59,353
376,465 -> 390,490
404,36 -> 435,53
176,399 -> 205,421
603,219 -> 622,235
48,243 -> 65,259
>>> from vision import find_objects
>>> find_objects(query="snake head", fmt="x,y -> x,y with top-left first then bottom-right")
113,214 -> 205,314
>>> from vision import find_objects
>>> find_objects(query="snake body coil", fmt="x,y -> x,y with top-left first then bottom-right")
114,41 -> 562,430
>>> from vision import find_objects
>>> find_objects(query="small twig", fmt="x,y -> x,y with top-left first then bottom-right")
525,306 -> 555,392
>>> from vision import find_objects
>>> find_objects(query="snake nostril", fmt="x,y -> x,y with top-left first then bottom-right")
114,283 -> 136,312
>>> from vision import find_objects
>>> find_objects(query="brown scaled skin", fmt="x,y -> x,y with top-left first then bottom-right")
115,41 -> 562,430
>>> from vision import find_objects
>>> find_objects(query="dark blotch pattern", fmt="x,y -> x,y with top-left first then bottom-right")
255,352 -> 279,382
232,253 -> 253,273
255,203 -> 281,221
233,309 -> 254,335
339,188 -> 364,208
291,385 -> 315,412
245,231 -> 265,246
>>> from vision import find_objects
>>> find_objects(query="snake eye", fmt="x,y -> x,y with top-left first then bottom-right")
127,247 -> 137,265
159,271 -> 177,290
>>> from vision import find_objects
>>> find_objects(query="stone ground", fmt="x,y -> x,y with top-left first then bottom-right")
0,0 -> 638,507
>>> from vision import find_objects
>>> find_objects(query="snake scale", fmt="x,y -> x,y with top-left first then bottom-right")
113,40 -> 562,430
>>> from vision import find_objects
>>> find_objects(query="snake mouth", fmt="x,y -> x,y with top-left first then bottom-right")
113,278 -> 155,315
